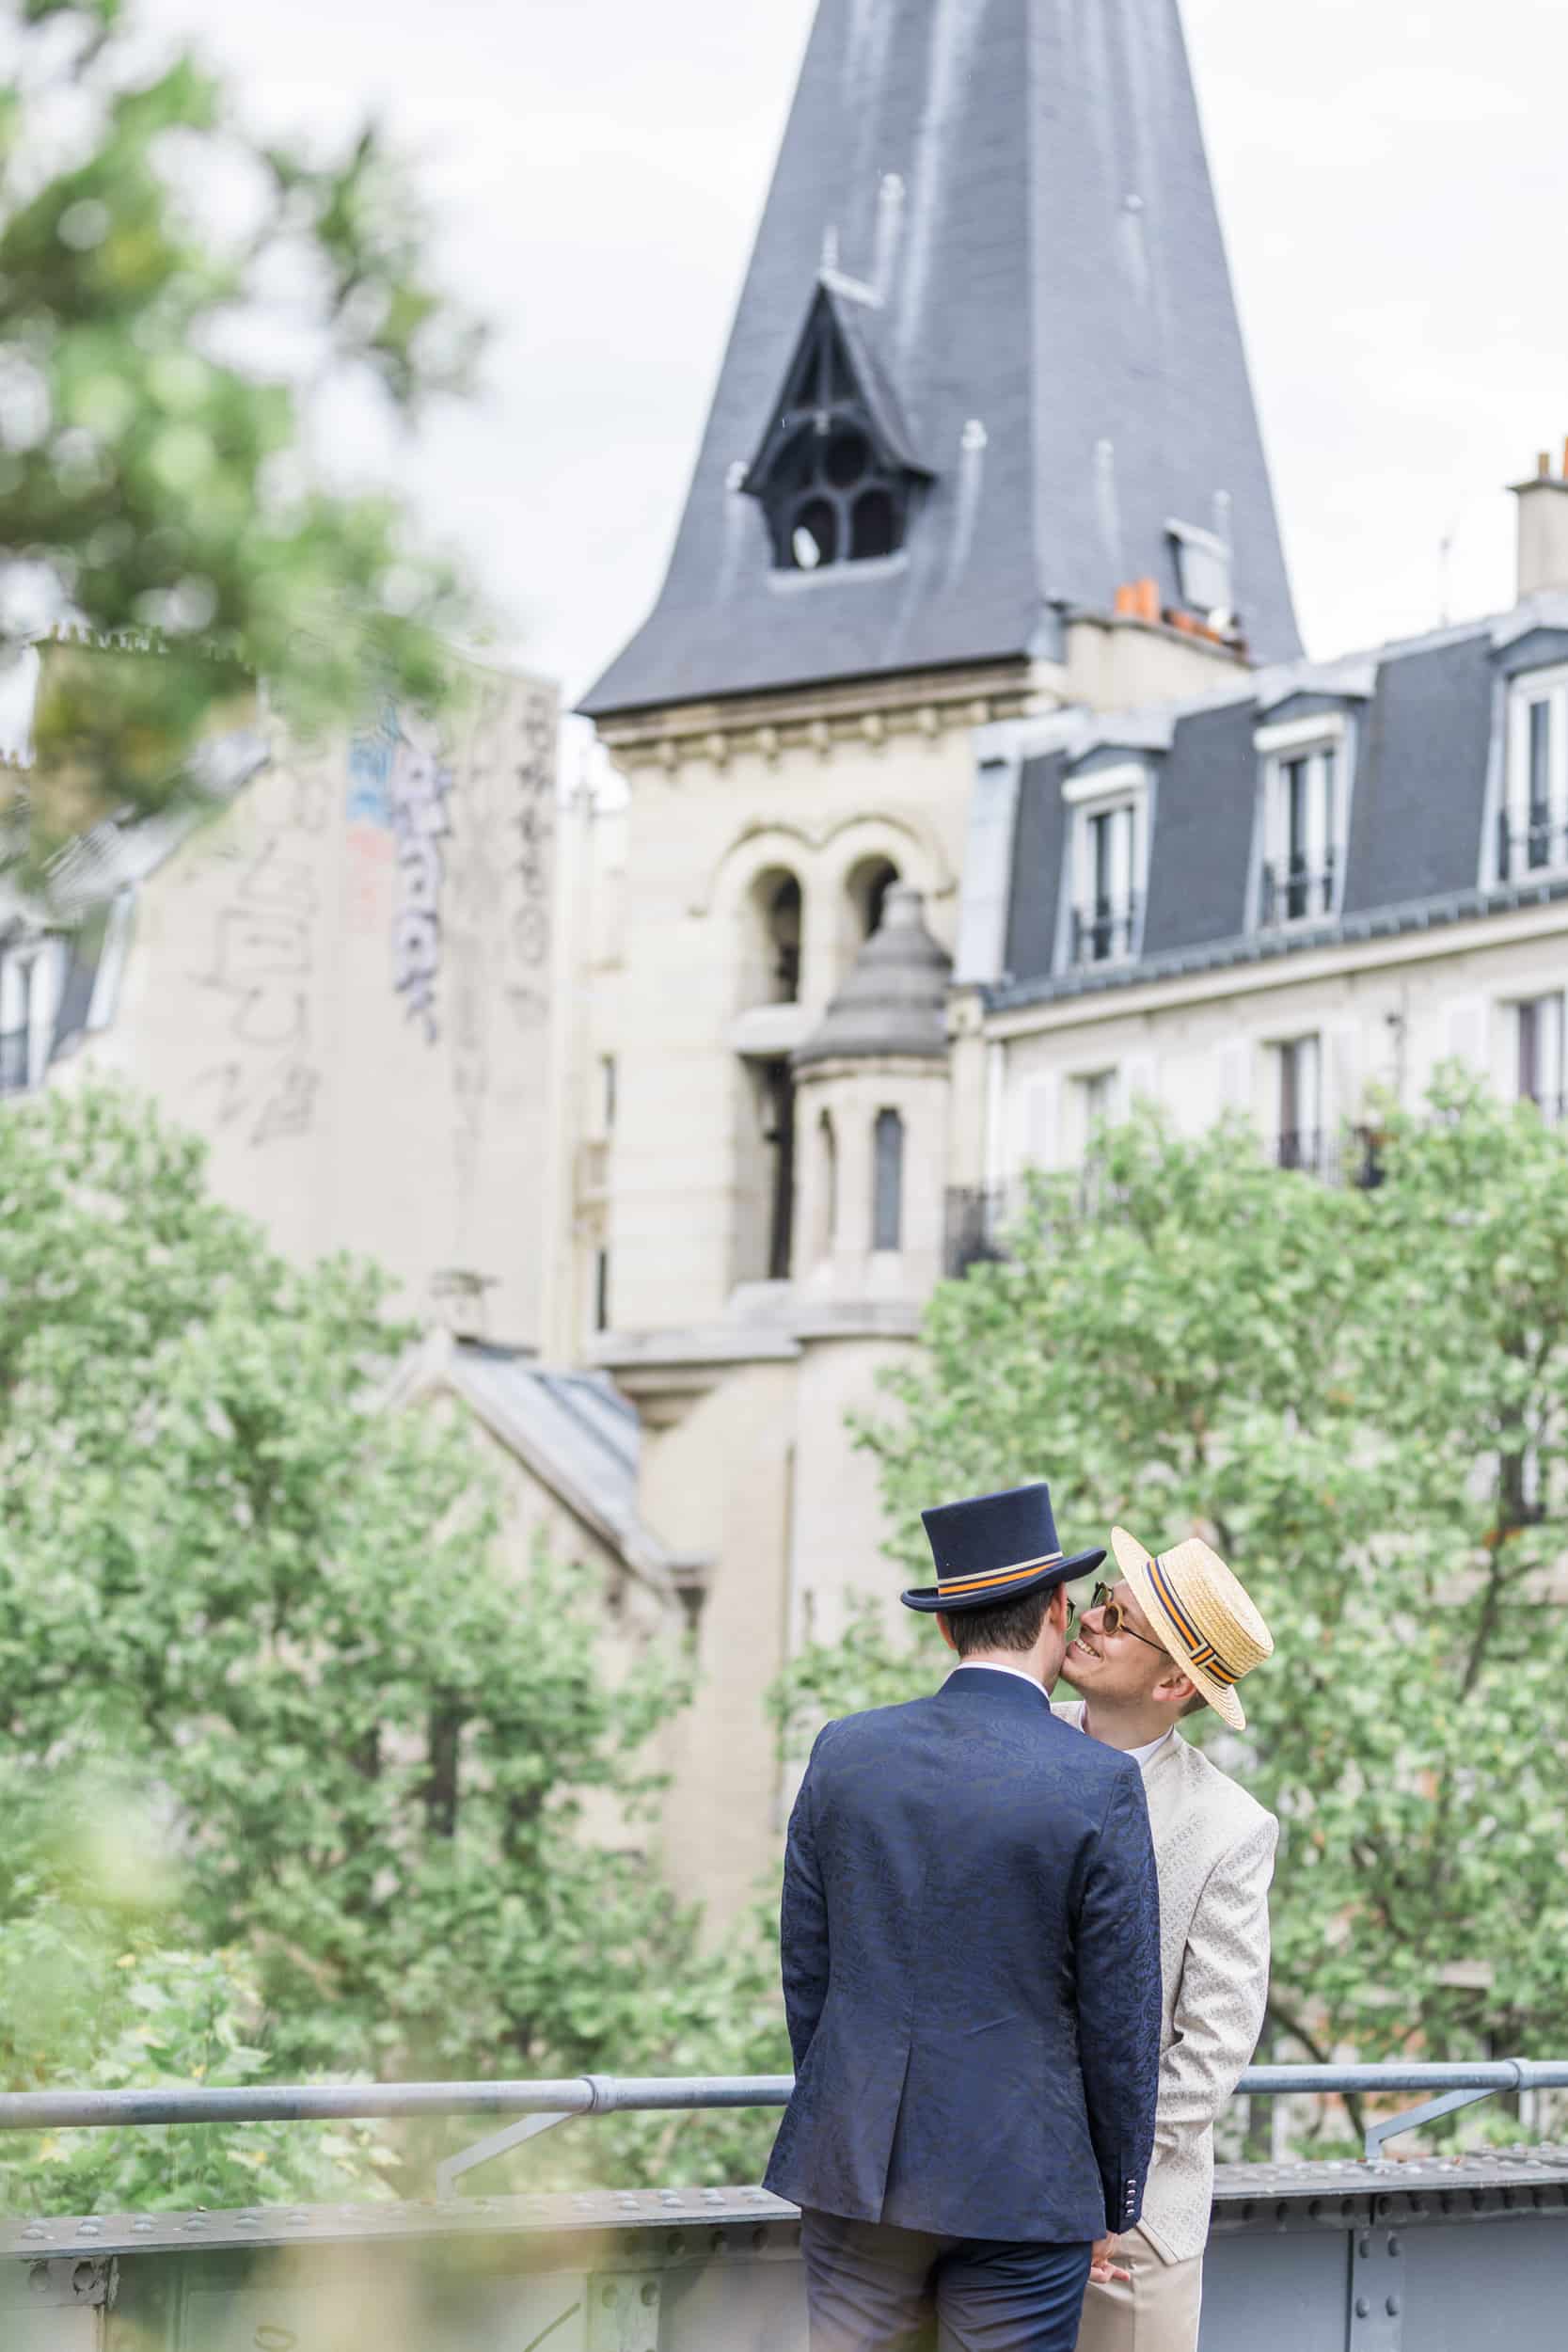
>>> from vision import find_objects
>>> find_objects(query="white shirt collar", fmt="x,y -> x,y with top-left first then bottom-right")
1059,1697 -> 1178,1772
948,1661 -> 1046,1695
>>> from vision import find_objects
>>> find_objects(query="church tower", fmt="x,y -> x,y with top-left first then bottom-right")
569,0 -> 1298,1918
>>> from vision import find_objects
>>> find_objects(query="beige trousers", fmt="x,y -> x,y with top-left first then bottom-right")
1073,2225 -> 1203,2352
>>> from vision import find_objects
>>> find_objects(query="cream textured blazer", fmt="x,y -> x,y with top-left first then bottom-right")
1053,1702 -> 1277,2262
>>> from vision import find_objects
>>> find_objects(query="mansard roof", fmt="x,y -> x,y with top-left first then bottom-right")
982,603 -> 1560,1015
581,0 -> 1299,719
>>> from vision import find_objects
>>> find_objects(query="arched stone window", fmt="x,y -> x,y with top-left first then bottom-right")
847,854 -> 899,943
872,1107 -> 903,1251
746,866 -> 803,1005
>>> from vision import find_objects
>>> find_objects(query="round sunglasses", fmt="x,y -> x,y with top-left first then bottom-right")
1067,1581 -> 1169,1657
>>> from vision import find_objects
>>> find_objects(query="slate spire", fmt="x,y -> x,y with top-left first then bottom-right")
582,0 -> 1299,717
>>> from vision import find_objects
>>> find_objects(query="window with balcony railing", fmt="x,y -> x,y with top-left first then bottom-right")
1501,671 -> 1568,882
1067,794 -> 1143,969
1258,737 -> 1343,929
1274,1033 -> 1322,1172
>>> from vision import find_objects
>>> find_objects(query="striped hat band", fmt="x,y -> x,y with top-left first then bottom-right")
1145,1552 -> 1241,1687
935,1550 -> 1065,1599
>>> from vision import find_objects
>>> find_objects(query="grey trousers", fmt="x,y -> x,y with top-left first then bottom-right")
800,2206 -> 1095,2352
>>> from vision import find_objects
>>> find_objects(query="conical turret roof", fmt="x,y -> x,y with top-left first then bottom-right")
582,0 -> 1298,718
795,883 -> 951,1067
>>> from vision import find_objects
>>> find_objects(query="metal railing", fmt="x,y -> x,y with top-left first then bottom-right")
3,2061 -> 1567,2188
943,1130 -> 1389,1273
1498,810 -> 1568,881
1069,897 -> 1139,966
942,1182 -> 1013,1276
1260,855 -> 1336,925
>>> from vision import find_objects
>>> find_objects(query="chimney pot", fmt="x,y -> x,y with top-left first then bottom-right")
1511,453 -> 1568,600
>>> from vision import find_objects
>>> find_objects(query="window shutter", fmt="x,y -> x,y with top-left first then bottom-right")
1262,758 -> 1288,873
1306,754 -> 1331,880
1022,1073 -> 1060,1170
1297,1034 -> 1323,1140
1109,805 -> 1134,910
1324,1023 -> 1363,1134
1444,995 -> 1488,1076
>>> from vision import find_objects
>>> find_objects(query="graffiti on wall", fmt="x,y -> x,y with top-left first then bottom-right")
347,709 -> 454,1042
511,687 -> 554,994
192,771 -> 326,1146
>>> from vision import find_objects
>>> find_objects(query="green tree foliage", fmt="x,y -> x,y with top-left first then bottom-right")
774,1081 -> 1568,2093
0,1084 -> 785,2209
0,0 -> 479,876
0,1767 -> 397,2209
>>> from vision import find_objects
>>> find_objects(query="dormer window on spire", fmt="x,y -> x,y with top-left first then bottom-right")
742,283 -> 930,575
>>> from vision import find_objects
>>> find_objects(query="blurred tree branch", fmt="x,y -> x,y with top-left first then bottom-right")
0,0 -> 486,886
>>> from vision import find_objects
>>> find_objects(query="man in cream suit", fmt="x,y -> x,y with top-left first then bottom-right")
1056,1526 -> 1277,2352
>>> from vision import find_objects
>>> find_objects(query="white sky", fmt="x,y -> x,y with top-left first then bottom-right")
139,0 -> 1568,703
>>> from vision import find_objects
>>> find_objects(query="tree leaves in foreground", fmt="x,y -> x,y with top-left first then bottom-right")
0,1083 -> 785,2211
0,0 -> 481,878
774,1080 -> 1568,2122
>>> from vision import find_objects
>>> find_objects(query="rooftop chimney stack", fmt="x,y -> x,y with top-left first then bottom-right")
1511,440 -> 1568,600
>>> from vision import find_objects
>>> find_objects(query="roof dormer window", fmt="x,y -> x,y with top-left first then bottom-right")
1501,666 -> 1568,881
1254,714 -> 1350,929
1061,764 -> 1149,969
1166,516 -> 1233,626
742,283 -> 929,575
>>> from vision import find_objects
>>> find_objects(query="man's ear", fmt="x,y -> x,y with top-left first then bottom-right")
1154,1666 -> 1197,1711
937,1612 -> 958,1653
1050,1583 -> 1069,1628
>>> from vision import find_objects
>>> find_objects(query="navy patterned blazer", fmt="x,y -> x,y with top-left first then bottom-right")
764,1669 -> 1163,2244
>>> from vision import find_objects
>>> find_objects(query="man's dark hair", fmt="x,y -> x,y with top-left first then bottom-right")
1180,1690 -> 1209,1720
945,1585 -> 1056,1658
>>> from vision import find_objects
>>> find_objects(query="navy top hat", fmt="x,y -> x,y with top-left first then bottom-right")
901,1481 -> 1105,1614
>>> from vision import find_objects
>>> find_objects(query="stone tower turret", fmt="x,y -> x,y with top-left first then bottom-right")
562,0 -> 1302,1921
792,882 -> 952,1308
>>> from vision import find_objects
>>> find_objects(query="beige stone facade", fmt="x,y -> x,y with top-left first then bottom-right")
566,634 -> 1252,1923
61,664 -> 560,1345
973,898 -> 1568,1189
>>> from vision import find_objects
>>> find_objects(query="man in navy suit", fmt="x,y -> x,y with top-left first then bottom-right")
765,1483 -> 1163,2352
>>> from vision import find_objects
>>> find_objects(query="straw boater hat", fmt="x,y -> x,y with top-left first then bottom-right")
1109,1526 -> 1274,1732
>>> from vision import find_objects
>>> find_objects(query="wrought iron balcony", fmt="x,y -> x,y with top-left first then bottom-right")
942,1183 -> 1012,1277
1498,808 -> 1568,881
1275,1124 -> 1323,1174
1259,854 -> 1336,926
945,1130 -> 1389,1272
1069,895 -> 1139,966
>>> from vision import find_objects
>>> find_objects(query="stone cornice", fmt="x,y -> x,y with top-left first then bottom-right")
978,881 -> 1568,1039
590,658 -> 1059,773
